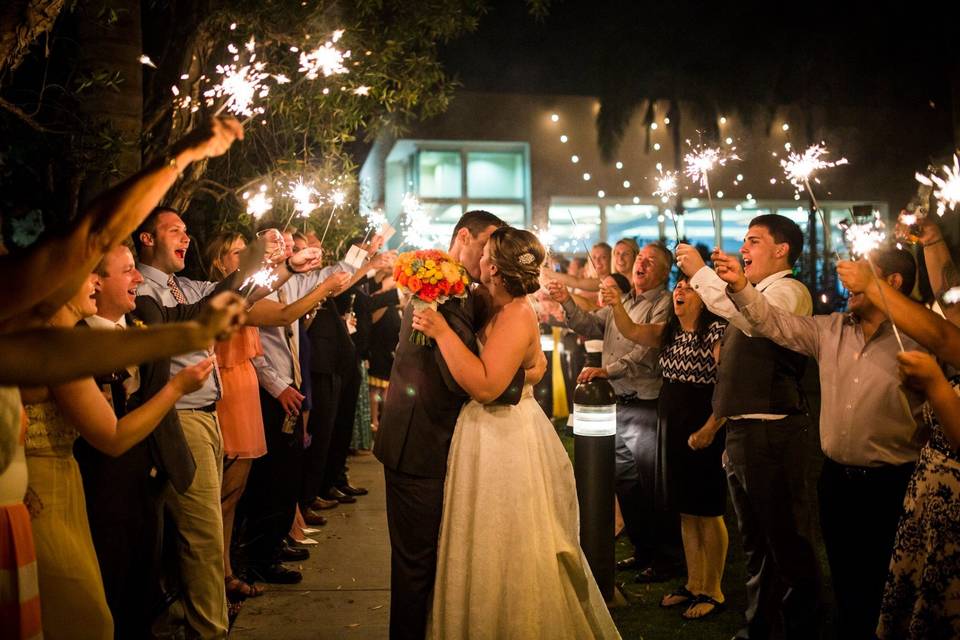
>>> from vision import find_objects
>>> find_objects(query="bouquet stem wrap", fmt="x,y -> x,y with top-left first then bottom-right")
410,298 -> 437,346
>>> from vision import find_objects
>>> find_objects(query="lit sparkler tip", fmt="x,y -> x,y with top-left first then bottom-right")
353,85 -> 370,96
139,55 -> 157,68
298,30 -> 351,79
287,178 -> 320,217
917,153 -> 960,217
329,189 -> 347,208
943,286 -> 960,305
243,267 -> 280,291
780,143 -> 848,188
842,215 -> 887,259
245,189 -> 273,219
683,144 -> 740,189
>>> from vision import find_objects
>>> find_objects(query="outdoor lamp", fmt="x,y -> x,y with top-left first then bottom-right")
572,347 -> 617,601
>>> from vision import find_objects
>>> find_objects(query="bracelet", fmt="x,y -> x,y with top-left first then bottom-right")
285,257 -> 299,273
164,154 -> 181,175
923,238 -> 945,248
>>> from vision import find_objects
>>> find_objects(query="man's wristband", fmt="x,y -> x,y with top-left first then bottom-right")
285,257 -> 300,273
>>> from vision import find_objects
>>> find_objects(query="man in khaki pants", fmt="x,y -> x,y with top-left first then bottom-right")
135,209 -> 232,638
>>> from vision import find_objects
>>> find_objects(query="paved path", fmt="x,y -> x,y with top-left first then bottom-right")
232,453 -> 391,639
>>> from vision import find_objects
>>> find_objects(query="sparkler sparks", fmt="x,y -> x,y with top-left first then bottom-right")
916,153 -> 960,217
780,143 -> 849,194
287,178 -> 320,217
840,215 -> 886,259
652,163 -> 679,203
242,267 -> 280,293
683,144 -> 739,191
298,31 -> 351,80
400,194 -> 439,249
205,37 -> 271,118
243,185 -> 273,219
943,287 -> 960,305
139,55 -> 157,68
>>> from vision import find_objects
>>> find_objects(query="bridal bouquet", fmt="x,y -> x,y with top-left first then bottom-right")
394,249 -> 470,345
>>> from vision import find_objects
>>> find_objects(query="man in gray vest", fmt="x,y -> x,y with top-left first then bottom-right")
676,214 -> 819,640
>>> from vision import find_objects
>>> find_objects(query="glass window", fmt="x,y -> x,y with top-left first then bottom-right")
548,204 -> 601,253
606,204 -> 661,246
467,152 -> 524,199
466,203 -> 525,226
418,151 -> 461,198
679,207 -> 717,250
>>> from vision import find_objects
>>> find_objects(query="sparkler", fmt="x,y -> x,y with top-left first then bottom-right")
781,143 -> 849,261
916,153 -> 960,217
841,215 -> 905,351
399,194 -> 439,249
298,30 -> 351,80
239,266 -> 280,300
566,209 -> 601,274
652,162 -> 681,241
206,37 -> 272,118
684,142 -> 739,236
139,55 -> 157,69
242,185 -> 273,219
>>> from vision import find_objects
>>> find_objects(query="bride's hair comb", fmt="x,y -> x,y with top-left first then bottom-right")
518,252 -> 535,266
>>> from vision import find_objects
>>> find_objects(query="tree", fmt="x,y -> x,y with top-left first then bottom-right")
0,0 -> 497,267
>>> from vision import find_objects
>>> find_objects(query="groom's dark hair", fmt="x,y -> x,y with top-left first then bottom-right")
451,210 -> 507,245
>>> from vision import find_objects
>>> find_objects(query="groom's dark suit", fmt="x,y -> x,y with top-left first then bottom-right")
374,288 -> 525,640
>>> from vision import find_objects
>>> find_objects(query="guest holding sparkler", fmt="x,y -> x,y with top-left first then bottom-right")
896,214 -> 960,324
600,275 -> 729,620
543,241 -> 612,294
839,258 -> 960,640
548,243 -> 674,582
714,247 -> 926,640
676,213 -> 819,640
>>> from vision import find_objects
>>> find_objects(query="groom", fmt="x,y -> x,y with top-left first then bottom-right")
375,210 -> 545,639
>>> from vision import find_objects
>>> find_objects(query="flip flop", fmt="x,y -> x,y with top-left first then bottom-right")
681,594 -> 726,620
659,585 -> 695,608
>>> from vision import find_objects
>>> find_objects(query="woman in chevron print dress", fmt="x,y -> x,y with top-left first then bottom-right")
605,275 -> 728,619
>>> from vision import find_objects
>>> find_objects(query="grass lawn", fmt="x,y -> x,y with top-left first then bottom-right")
553,371 -> 837,639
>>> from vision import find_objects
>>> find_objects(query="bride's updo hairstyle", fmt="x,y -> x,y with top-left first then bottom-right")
487,227 -> 546,297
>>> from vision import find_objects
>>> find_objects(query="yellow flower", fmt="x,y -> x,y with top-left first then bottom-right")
405,268 -> 413,276
440,261 -> 461,283
425,259 -> 436,269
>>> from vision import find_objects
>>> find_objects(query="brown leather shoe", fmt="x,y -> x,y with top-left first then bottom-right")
310,496 -> 339,510
302,509 -> 327,526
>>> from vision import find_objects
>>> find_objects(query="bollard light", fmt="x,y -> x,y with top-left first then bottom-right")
572,348 -> 617,601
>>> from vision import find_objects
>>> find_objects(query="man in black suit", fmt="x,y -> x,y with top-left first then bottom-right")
73,243 -> 243,637
374,211 -> 546,640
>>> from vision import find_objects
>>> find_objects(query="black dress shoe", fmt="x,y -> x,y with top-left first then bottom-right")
324,487 -> 356,504
338,483 -> 368,496
616,556 -> 639,571
310,496 -> 339,510
249,563 -> 302,584
302,508 -> 327,526
280,539 -> 309,562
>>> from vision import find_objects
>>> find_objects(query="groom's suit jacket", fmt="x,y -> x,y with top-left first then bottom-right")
374,287 -> 525,478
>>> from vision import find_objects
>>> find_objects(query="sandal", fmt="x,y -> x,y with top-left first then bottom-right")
659,585 -> 695,608
225,575 -> 264,601
681,594 -> 726,620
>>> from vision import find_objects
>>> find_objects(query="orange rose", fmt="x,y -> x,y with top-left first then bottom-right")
407,276 -> 422,293
452,280 -> 465,295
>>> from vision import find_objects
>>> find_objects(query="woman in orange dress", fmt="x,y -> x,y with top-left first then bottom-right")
206,232 -> 268,604
0,386 -> 42,640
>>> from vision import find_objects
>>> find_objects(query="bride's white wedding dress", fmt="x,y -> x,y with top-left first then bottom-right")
427,342 -> 621,639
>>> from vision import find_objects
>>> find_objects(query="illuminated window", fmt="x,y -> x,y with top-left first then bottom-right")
547,204 -> 601,252
417,151 -> 461,198
467,152 -> 524,199
607,205 -> 660,246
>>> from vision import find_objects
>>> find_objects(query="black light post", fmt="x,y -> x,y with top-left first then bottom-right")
572,349 -> 617,601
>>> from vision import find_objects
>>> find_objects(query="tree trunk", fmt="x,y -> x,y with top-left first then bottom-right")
75,0 -> 143,205
0,0 -> 65,85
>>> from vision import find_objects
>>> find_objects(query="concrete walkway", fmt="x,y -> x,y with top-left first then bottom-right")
232,453 -> 391,639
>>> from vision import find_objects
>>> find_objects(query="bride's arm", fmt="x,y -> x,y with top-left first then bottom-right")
413,303 -> 533,404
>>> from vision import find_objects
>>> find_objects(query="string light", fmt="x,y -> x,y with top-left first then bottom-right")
583,173 -> 591,181
560,135 -> 568,143
571,155 -> 580,163
551,113 -> 559,122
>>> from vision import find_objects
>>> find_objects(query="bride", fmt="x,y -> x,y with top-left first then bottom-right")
412,227 -> 620,639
